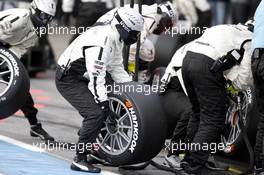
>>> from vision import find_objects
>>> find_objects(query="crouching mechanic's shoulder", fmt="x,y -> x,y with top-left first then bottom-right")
0,8 -> 31,31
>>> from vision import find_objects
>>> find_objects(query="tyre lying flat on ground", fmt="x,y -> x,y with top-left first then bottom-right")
0,47 -> 30,119
97,82 -> 167,166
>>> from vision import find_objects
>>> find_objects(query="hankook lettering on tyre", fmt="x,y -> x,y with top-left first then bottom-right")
0,49 -> 20,76
125,99 -> 139,153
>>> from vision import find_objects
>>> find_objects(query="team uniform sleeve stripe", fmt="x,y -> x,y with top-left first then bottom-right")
10,16 -> 19,23
98,47 -> 103,61
0,14 -> 10,21
93,77 -> 99,102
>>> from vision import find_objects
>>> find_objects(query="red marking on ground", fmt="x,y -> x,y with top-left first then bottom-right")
36,96 -> 51,102
30,89 -> 44,95
34,104 -> 46,109
14,110 -> 24,117
0,118 -> 6,124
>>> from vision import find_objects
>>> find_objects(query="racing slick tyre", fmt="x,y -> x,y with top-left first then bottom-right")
0,47 -> 30,119
96,82 -> 167,166
220,86 -> 256,157
151,67 -> 180,138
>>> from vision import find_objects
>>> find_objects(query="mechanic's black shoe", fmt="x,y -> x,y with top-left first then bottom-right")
30,123 -> 54,141
184,165 -> 226,175
182,163 -> 203,175
71,156 -> 101,173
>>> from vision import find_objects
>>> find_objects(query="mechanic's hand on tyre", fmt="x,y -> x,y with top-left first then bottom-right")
99,101 -> 118,123
99,101 -> 111,118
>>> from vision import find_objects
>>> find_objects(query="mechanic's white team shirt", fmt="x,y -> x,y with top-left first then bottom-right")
97,4 -> 161,43
164,24 -> 253,92
0,8 -> 38,58
58,25 -> 132,103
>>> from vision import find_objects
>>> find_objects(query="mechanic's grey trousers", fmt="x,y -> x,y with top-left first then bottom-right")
181,51 -> 228,165
55,68 -> 105,155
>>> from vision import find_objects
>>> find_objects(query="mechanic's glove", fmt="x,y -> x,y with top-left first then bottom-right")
99,101 -> 118,124
226,80 -> 239,96
99,101 -> 110,118
158,73 -> 171,96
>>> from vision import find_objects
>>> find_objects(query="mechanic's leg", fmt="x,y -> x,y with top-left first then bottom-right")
165,89 -> 193,169
20,92 -> 54,141
181,53 -> 202,164
252,56 -> 264,170
190,57 -> 227,167
21,92 -> 38,125
182,53 -> 228,174
55,71 -> 104,173
169,92 -> 192,156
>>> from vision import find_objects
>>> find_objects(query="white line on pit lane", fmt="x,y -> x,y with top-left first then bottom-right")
0,135 -> 121,175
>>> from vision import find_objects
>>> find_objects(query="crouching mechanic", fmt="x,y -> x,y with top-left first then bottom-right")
252,1 -> 264,174
56,7 -> 144,173
161,22 -> 253,174
161,24 -> 254,171
0,0 -> 56,140
179,22 -> 253,174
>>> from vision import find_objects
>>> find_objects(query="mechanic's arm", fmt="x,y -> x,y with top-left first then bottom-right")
0,13 -> 21,39
192,0 -> 211,12
233,42 -> 253,90
107,53 -> 132,83
141,13 -> 158,42
174,0 -> 198,26
62,0 -> 75,13
85,46 -> 108,103
9,47 -> 27,59
0,14 -> 28,58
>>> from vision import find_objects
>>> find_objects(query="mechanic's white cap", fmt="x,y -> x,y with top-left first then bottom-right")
129,39 -> 155,62
115,7 -> 144,32
32,0 -> 56,16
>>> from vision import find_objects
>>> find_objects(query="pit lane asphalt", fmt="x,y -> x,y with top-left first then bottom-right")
0,34 -> 249,175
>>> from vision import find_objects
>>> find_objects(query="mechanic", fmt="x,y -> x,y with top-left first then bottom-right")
56,7 -> 144,173
161,21 -> 253,174
0,0 -> 56,141
128,39 -> 155,83
252,1 -> 264,174
97,1 -> 177,83
173,0 -> 212,43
